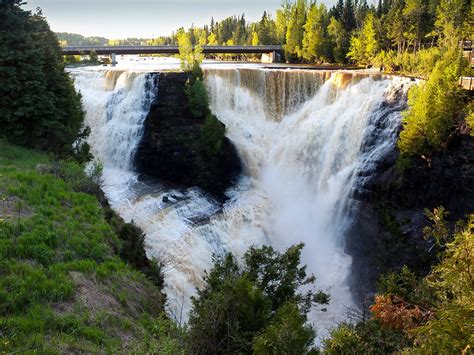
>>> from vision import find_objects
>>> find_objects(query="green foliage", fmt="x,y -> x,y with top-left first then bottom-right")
187,244 -> 326,354
377,266 -> 435,308
252,302 -> 315,354
244,243 -> 327,312
324,211 -> 473,354
423,206 -> 450,247
187,254 -> 271,354
302,3 -> 331,63
323,320 -> 411,354
186,78 -> 209,118
398,49 -> 467,157
412,214 -> 474,353
328,17 -> 349,63
0,4 -> 86,155
199,114 -> 226,156
347,12 -> 379,65
285,0 -> 307,60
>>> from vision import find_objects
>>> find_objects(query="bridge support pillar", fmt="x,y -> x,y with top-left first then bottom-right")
261,51 -> 281,64
110,53 -> 117,66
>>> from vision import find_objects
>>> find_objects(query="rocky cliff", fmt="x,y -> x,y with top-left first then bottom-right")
348,134 -> 474,303
134,72 -> 241,199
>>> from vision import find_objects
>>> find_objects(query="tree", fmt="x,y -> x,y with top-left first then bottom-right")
187,244 -> 326,353
341,0 -> 356,31
328,16 -> 350,63
0,3 -> 86,155
398,49 -> 466,157
302,2 -> 330,62
347,12 -> 379,65
252,303 -> 315,354
186,78 -> 209,118
435,0 -> 467,47
412,214 -> 474,352
285,0 -> 307,60
386,0 -> 407,52
251,31 -> 259,46
177,30 -> 203,71
402,0 -> 429,52
207,32 -> 217,45
275,0 -> 291,44
257,11 -> 277,45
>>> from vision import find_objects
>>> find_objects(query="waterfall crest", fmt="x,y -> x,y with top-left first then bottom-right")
72,66 -> 410,338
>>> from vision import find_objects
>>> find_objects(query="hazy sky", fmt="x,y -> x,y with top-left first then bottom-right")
23,0 -> 289,39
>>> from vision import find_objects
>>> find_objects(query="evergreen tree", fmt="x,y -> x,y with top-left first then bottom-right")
0,2 -> 86,155
302,2 -> 331,62
398,49 -> 467,157
435,0 -> 468,47
347,12 -> 379,65
285,0 -> 307,60
403,0 -> 429,52
328,16 -> 350,63
341,0 -> 357,31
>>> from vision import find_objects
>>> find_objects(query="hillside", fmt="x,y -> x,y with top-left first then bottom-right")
0,142 -> 177,353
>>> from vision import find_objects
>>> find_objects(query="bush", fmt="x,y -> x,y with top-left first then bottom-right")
186,78 -> 209,118
199,114 -> 225,156
323,320 -> 411,354
252,303 -> 315,354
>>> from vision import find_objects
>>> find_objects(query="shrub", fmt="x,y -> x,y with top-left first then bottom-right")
199,114 -> 225,156
186,78 -> 209,119
252,302 -> 315,354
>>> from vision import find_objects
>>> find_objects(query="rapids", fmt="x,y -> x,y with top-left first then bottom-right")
70,61 -> 410,339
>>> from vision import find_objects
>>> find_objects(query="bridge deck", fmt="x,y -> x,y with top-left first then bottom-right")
61,45 -> 283,56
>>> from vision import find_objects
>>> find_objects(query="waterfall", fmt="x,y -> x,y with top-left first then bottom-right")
71,65 -> 410,339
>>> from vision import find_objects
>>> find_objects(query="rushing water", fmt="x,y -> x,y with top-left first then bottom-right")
70,61 -> 410,338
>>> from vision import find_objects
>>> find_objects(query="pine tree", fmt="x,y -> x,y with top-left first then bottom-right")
302,3 -> 330,62
285,0 -> 307,60
328,16 -> 350,62
0,2 -> 86,155
347,12 -> 379,64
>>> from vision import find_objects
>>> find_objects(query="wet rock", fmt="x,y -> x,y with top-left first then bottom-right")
348,134 -> 474,305
134,72 -> 242,200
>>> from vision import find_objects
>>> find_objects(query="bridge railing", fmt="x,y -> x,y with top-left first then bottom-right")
61,45 -> 283,56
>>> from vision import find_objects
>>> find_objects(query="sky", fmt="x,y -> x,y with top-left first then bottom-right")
23,0 -> 287,39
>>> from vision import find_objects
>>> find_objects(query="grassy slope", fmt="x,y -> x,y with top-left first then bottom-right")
0,142 -> 174,353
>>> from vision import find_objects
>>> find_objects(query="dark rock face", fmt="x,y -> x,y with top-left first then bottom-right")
347,134 -> 474,304
134,72 -> 242,199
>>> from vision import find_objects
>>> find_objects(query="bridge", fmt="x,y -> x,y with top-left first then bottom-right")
61,45 -> 283,64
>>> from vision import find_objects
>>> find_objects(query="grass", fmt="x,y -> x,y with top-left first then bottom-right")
0,141 -> 171,353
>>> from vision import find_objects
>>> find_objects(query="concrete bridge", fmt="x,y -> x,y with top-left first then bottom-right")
61,45 -> 283,64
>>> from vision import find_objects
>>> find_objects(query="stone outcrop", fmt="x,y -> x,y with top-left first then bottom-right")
134,72 -> 241,199
347,134 -> 474,304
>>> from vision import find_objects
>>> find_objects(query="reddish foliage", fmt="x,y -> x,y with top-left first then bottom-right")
370,295 -> 432,335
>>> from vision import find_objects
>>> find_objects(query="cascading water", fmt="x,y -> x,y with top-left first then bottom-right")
71,64 -> 410,339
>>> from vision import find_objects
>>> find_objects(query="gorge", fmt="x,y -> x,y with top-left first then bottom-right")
70,63 -> 420,337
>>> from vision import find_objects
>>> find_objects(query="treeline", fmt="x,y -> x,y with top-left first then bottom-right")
56,32 -> 108,46
145,0 -> 472,65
